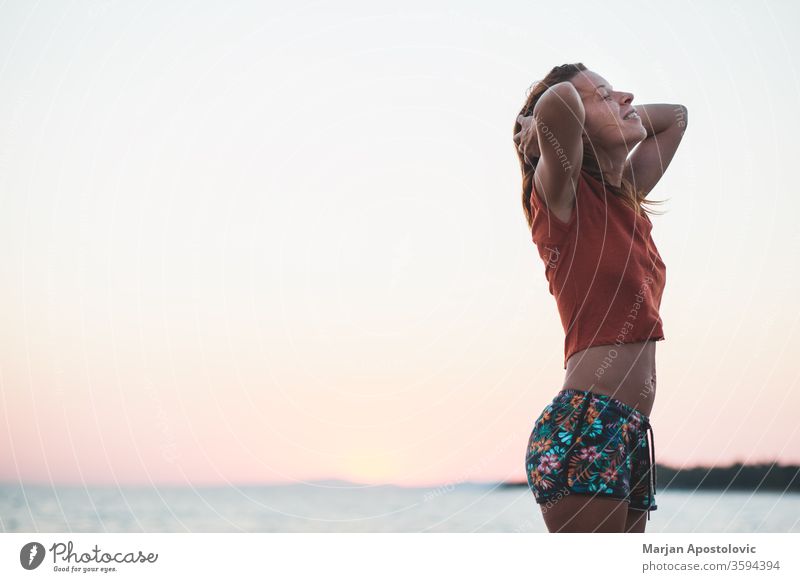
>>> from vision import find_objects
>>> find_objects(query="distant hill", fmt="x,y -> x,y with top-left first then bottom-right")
502,462 -> 800,492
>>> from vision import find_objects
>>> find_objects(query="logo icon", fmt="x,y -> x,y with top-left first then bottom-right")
20,542 -> 46,570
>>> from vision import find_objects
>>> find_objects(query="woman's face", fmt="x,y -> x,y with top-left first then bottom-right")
570,69 -> 647,149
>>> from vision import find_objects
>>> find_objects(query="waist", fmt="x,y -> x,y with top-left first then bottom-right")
553,388 -> 652,425
562,340 -> 657,416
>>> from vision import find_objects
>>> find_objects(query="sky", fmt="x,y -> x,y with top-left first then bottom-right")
1,0 -> 799,488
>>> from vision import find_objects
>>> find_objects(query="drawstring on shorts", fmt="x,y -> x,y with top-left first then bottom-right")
642,417 -> 656,521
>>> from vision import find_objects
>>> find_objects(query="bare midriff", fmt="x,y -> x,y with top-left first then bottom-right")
561,339 -> 657,417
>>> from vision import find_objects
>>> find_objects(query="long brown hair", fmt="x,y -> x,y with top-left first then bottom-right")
515,63 -> 666,229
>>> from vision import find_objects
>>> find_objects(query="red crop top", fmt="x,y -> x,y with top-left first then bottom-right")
530,169 -> 666,369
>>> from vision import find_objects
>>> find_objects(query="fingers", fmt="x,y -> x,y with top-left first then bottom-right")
514,121 -> 531,142
515,115 -> 538,156
514,134 -> 528,154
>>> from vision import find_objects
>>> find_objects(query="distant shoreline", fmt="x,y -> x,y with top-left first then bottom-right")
3,462 -> 798,491
504,462 -> 800,491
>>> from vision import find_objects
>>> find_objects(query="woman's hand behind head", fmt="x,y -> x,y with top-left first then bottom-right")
514,114 -> 541,163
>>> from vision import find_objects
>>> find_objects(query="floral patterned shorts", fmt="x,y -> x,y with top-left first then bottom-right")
525,388 -> 658,518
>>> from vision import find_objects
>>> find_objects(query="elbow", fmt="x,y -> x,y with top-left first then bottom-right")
533,82 -> 586,126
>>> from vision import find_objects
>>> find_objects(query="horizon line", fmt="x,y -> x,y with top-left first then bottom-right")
3,460 -> 798,489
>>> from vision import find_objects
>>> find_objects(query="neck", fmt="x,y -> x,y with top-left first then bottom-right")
593,145 -> 628,188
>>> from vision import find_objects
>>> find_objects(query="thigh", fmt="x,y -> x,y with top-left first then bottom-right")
540,493 -> 629,533
624,507 -> 649,533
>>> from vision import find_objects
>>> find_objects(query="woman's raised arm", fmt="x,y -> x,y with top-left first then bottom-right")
624,103 -> 689,196
530,81 -> 586,220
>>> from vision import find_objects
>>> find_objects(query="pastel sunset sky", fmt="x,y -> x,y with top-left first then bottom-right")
1,0 -> 799,487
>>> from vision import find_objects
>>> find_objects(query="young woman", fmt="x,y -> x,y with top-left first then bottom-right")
513,63 -> 688,533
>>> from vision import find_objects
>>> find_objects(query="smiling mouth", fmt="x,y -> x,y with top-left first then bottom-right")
623,111 -> 640,121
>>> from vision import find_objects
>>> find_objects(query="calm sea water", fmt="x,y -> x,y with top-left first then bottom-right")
1,483 -> 798,533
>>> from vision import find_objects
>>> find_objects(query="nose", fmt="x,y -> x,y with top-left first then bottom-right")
620,91 -> 634,104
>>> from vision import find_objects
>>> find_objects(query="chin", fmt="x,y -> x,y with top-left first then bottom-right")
624,126 -> 648,146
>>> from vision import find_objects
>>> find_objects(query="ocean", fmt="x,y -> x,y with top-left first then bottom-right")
2,483 -> 798,533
